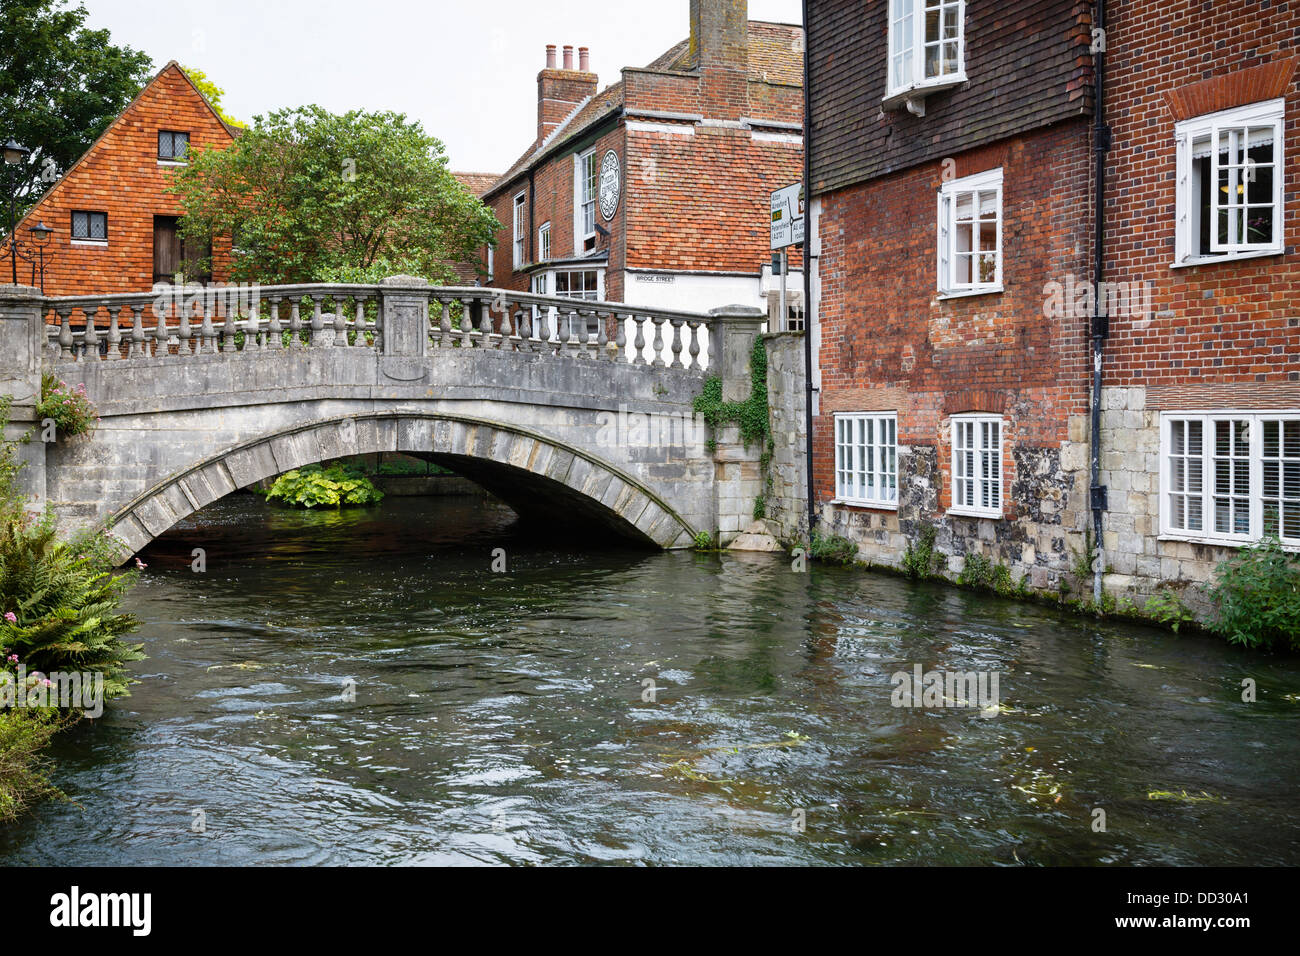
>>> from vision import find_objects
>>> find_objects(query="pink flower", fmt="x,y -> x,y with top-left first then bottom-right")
3,612 -> 15,623
6,655 -> 17,664
41,678 -> 52,687
134,557 -> 147,569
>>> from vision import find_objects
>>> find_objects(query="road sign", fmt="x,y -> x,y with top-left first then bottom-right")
770,182 -> 805,250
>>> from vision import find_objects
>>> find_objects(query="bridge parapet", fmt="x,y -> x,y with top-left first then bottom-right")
39,279 -> 716,370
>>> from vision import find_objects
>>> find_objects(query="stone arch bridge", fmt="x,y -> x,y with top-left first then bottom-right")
0,277 -> 768,563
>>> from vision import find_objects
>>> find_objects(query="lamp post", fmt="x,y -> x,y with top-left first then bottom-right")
3,138 -> 32,285
28,220 -> 52,292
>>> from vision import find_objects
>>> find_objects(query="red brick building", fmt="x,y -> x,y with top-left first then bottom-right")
478,0 -> 804,324
2,62 -> 238,297
804,0 -> 1299,599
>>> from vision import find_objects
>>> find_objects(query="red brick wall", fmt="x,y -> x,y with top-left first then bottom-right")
625,123 -> 802,274
811,121 -> 1093,511
5,64 -> 234,297
484,124 -> 626,295
1101,0 -> 1300,399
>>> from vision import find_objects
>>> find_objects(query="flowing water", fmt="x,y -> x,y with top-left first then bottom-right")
2,494 -> 1298,865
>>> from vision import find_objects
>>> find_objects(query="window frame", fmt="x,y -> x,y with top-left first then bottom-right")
1159,411 -> 1300,549
937,167 -> 1003,297
1173,98 -> 1285,267
538,221 -> 551,263
574,147 -> 598,254
157,129 -> 190,163
833,412 -> 900,509
512,191 -> 527,270
69,210 -> 108,244
949,413 -> 1004,519
886,0 -> 967,101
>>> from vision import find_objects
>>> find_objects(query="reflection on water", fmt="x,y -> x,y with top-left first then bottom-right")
2,494 -> 1298,865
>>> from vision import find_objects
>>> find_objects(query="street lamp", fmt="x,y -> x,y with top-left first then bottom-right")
3,138 -> 32,284
28,220 -> 53,292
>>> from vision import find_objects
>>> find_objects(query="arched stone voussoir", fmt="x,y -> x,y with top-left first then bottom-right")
102,411 -> 701,564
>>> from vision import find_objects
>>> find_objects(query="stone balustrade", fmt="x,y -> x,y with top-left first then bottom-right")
38,278 -> 715,370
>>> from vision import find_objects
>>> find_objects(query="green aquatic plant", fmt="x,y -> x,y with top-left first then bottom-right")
266,463 -> 385,509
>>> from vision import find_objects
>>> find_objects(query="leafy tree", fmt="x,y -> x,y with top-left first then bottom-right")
166,105 -> 499,284
0,0 -> 153,231
180,64 -> 243,128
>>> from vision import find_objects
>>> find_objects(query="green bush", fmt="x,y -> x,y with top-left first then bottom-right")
1206,538 -> 1300,651
0,511 -> 144,700
35,372 -> 98,439
0,708 -> 71,823
266,463 -> 385,508
808,530 -> 858,566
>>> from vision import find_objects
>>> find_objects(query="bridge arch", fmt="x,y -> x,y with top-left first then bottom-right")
104,412 -> 700,563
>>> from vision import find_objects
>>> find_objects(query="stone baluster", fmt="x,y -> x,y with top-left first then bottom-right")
557,308 -> 571,352
267,297 -> 283,350
499,305 -> 515,352
198,294 -> 215,354
154,301 -> 170,356
355,297 -> 370,348
596,311 -> 610,360
335,297 -> 351,348
459,298 -> 473,349
519,308 -> 534,352
221,299 -> 238,352
614,312 -> 627,363
478,298 -> 492,347
632,314 -> 646,365
575,309 -> 590,358
105,304 -> 121,360
372,296 -> 383,352
288,299 -> 302,349
669,317 -> 685,368
649,315 -> 665,368
177,299 -> 192,355
57,307 -> 73,360
243,299 -> 261,351
82,305 -> 99,360
687,318 -> 702,369
536,307 -> 551,354
310,297 -> 323,347
129,305 -> 145,358
438,300 -> 451,348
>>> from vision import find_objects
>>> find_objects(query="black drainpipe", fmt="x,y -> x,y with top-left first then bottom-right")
1090,0 -> 1111,606
801,0 -> 817,535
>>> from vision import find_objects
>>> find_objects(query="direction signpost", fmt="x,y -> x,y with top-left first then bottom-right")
770,182 -> 804,331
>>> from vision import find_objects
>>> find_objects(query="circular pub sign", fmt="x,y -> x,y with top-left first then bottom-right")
599,149 -> 621,221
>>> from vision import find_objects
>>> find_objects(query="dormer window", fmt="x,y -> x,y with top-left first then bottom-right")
886,0 -> 966,116
158,130 -> 190,162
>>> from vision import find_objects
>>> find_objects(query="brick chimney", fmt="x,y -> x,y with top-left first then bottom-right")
537,44 -> 598,143
689,0 -> 750,121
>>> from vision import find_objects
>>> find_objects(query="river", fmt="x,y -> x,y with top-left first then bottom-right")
2,494 -> 1297,865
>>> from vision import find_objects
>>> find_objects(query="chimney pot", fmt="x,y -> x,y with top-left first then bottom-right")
546,44 -> 557,69
562,45 -> 574,70
578,46 -> 590,72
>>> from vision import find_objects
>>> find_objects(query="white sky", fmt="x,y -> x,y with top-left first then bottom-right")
79,0 -> 803,174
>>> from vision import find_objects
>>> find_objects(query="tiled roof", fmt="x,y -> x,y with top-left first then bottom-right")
451,171 -> 502,197
485,21 -> 803,197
